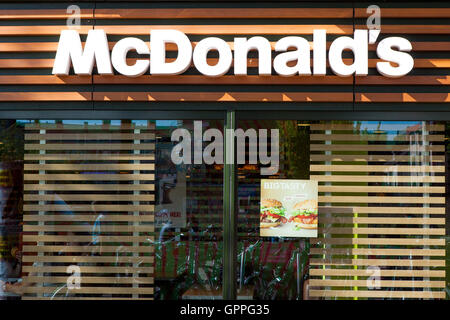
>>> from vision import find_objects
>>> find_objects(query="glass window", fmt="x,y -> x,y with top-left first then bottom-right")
1,119 -> 448,300
237,120 -> 449,300
0,119 -> 224,300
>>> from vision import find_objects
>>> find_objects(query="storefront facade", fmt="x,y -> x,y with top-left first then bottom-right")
0,1 -> 449,300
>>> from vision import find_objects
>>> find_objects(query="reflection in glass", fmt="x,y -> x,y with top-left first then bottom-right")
237,120 -> 448,300
0,119 -> 224,300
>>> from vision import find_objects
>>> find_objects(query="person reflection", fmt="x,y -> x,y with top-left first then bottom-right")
0,230 -> 88,298
1,194 -> 98,299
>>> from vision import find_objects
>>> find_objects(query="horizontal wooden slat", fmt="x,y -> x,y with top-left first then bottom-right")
94,92 -> 353,102
310,269 -> 445,277
310,259 -> 446,267
0,75 -> 91,84
0,58 -> 55,68
310,134 -> 445,142
0,25 -> 92,35
309,290 -> 445,299
22,255 -> 153,263
24,184 -> 155,191
310,144 -> 444,152
356,76 -> 450,85
310,279 -> 446,288
95,75 -> 352,85
0,9 -> 94,19
23,266 -> 154,273
23,224 -> 155,232
1,75 -> 446,87
0,42 -> 58,52
412,42 -> 450,51
312,165 -> 445,173
25,133 -> 156,140
24,174 -> 155,181
23,276 -> 154,284
0,24 -> 352,35
318,185 -> 445,193
23,215 -> 154,222
22,286 -> 154,294
23,194 -> 155,201
310,124 -> 445,131
320,216 -> 445,224
98,75 -> 449,85
97,24 -> 354,35
0,92 -> 92,101
22,278 -> 154,288
311,175 -> 445,183
319,227 -> 446,235
25,123 -> 155,130
355,8 -> 450,18
99,24 -> 450,35
94,8 -> 354,19
357,93 -> 450,103
391,58 -> 450,69
310,248 -> 445,256
23,204 -> 154,211
23,235 -> 154,242
25,154 -> 155,161
25,143 -> 155,150
319,206 -> 445,215
22,245 -> 153,253
0,91 -> 351,102
310,154 -> 445,162
24,164 -> 155,170
354,25 -> 450,34
310,238 -> 445,247
318,196 -> 445,204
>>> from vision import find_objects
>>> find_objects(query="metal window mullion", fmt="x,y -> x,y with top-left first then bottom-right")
223,110 -> 236,300
133,127 -> 140,299
38,128 -> 46,298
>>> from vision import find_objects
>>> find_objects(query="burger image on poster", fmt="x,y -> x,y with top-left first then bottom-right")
260,199 -> 288,229
289,200 -> 318,230
260,179 -> 318,238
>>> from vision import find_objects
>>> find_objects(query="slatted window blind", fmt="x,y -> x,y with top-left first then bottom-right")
21,121 -> 155,300
309,122 -> 446,299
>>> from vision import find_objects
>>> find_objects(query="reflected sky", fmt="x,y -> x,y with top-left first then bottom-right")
356,121 -> 428,141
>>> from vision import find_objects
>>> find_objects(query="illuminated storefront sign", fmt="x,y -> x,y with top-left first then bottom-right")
52,29 -> 414,78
